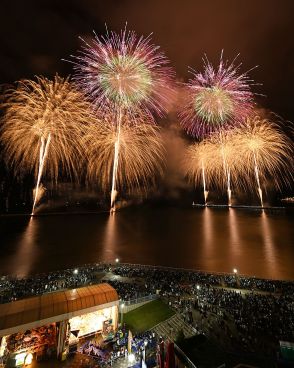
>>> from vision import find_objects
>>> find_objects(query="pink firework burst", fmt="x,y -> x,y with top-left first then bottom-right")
179,53 -> 256,138
69,27 -> 174,117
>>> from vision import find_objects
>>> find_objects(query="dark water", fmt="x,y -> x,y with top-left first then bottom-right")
0,206 -> 293,280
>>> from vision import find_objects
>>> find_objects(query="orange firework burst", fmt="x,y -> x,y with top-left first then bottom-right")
70,27 -> 174,210
0,75 -> 96,214
184,116 -> 292,205
84,109 -> 164,203
232,116 -> 293,199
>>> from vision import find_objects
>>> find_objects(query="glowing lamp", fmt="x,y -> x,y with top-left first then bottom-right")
128,353 -> 135,363
25,353 -> 33,365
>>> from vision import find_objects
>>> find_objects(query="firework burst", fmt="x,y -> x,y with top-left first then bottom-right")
70,27 -> 174,210
184,116 -> 292,205
84,109 -> 164,199
184,132 -> 241,205
184,140 -> 215,204
70,27 -> 174,115
179,53 -> 255,138
232,116 -> 293,204
0,75 -> 95,214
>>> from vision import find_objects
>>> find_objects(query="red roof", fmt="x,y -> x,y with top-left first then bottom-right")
0,283 -> 118,335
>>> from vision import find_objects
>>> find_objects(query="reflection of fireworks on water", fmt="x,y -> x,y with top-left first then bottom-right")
179,53 -> 255,138
184,116 -> 292,205
84,110 -> 164,200
70,27 -> 174,210
0,75 -> 95,214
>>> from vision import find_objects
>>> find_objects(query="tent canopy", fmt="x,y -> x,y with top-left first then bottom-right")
0,283 -> 119,336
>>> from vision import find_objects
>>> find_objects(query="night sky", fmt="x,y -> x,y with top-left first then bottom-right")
1,0 -> 294,208
1,0 -> 294,121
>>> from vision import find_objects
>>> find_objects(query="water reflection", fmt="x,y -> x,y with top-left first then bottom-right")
0,208 -> 293,279
228,208 -> 241,250
203,208 -> 213,258
228,209 -> 242,272
10,217 -> 38,277
260,211 -> 278,279
102,213 -> 118,261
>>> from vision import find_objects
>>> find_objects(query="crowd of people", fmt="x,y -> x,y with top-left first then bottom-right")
1,262 -> 294,304
77,330 -> 157,367
188,284 -> 294,357
0,262 -> 293,361
78,340 -> 110,366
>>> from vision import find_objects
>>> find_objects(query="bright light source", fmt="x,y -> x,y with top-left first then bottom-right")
115,258 -> 119,263
15,353 -> 26,366
121,303 -> 125,309
128,353 -> 135,363
73,269 -> 78,274
144,340 -> 148,346
16,352 -> 33,366
196,284 -> 200,290
25,353 -> 33,365
233,268 -> 238,274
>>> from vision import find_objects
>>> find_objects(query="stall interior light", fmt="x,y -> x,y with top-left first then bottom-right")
25,352 -> 33,365
15,351 -> 33,366
128,353 -> 135,363
15,352 -> 26,365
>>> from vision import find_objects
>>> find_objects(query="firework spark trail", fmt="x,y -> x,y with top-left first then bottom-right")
70,27 -> 174,210
184,140 -> 216,204
253,152 -> 263,207
110,108 -> 122,211
220,145 -> 232,206
201,159 -> 208,205
227,169 -> 232,206
31,134 -> 51,214
0,75 -> 96,214
217,130 -> 233,206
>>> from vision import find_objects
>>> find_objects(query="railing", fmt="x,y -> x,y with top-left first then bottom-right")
120,294 -> 158,307
174,342 -> 198,368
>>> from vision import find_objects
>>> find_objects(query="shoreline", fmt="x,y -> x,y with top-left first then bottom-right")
1,261 -> 294,284
1,204 -> 293,217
